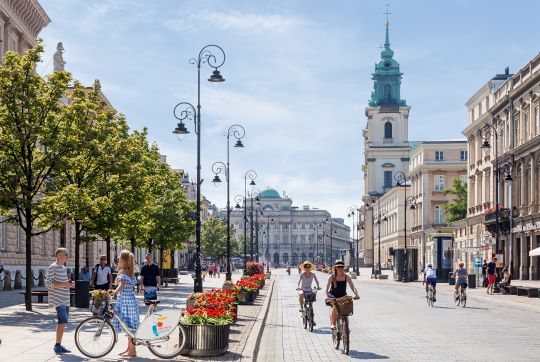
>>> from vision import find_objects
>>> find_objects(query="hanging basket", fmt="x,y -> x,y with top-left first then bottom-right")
180,323 -> 230,357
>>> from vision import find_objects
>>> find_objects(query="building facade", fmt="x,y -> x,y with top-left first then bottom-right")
229,188 -> 350,267
409,141 -> 468,268
461,53 -> 540,280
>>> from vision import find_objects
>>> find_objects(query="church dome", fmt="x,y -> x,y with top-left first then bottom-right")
259,188 -> 281,199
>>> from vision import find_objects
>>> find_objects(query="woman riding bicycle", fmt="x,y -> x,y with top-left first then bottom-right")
325,260 -> 360,330
453,261 -> 468,300
297,261 -> 321,313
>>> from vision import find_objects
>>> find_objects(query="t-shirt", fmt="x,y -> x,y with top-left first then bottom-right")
487,262 -> 496,275
45,262 -> 70,307
425,267 -> 437,279
94,264 -> 112,285
299,272 -> 317,291
140,263 -> 160,287
455,267 -> 467,280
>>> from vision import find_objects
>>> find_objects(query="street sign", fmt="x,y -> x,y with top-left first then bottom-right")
474,257 -> 482,268
340,249 -> 347,256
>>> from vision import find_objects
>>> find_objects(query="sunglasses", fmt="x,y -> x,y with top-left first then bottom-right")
303,265 -> 310,268
335,265 -> 345,268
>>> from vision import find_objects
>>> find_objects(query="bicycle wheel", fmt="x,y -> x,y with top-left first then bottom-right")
332,319 -> 341,349
309,304 -> 314,332
147,323 -> 187,359
75,316 -> 116,358
342,317 -> 350,355
455,291 -> 461,306
303,307 -> 308,329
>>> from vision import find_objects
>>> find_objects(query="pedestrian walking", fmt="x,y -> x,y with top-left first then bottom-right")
208,263 -> 214,278
45,248 -> 74,354
482,259 -> 488,287
110,250 -> 140,357
140,253 -> 160,300
486,257 -> 497,295
216,263 -> 221,278
91,255 -> 112,290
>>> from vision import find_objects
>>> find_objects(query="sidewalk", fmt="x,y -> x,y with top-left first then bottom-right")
354,267 -> 540,308
0,271 -> 273,361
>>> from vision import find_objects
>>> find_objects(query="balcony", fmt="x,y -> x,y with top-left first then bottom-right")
483,207 -> 512,235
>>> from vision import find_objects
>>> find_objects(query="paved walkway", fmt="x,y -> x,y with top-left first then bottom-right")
258,268 -> 540,361
0,272 -> 271,361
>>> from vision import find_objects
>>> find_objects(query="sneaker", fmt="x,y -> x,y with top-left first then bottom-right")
54,345 -> 71,354
433,297 -> 436,302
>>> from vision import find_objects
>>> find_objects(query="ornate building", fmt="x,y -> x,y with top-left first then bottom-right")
461,53 -> 540,280
229,188 -> 350,267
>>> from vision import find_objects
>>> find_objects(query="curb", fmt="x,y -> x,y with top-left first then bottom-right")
241,275 -> 275,362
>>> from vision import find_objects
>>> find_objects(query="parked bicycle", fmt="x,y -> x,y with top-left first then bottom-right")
426,284 -> 436,307
455,283 -> 467,307
328,295 -> 358,355
74,295 -> 186,359
298,287 -> 318,332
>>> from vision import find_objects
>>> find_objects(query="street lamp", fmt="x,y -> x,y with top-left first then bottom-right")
261,213 -> 274,272
347,205 -> 358,273
210,125 -> 245,281
248,190 -> 260,262
172,44 -> 226,293
394,171 -> 416,282
242,170 -> 257,272
368,194 -> 388,278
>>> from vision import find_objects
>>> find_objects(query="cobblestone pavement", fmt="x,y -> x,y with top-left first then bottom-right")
258,269 -> 540,362
0,271 -> 269,361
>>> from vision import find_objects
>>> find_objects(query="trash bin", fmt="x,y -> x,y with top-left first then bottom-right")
468,274 -> 476,289
75,280 -> 90,308
448,272 -> 455,285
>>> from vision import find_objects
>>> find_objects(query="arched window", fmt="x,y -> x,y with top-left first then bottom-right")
384,121 -> 393,139
283,253 -> 289,264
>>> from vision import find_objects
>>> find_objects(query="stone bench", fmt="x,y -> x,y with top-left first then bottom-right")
20,290 -> 49,303
516,287 -> 539,298
509,285 -> 521,295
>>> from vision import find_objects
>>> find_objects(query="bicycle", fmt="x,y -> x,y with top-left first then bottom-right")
426,284 -> 435,307
455,283 -> 467,307
74,295 -> 186,359
298,288 -> 318,332
328,295 -> 358,355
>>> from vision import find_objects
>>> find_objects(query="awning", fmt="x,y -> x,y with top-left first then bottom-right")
529,247 -> 540,257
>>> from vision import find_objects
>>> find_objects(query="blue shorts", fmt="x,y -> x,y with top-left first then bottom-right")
426,277 -> 437,287
56,305 -> 69,325
456,279 -> 468,287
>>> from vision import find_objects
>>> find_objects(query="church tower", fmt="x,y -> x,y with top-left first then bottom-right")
362,19 -> 410,197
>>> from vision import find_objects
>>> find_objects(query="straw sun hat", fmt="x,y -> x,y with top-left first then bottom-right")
298,260 -> 315,270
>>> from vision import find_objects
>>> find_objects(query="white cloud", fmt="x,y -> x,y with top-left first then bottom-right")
164,10 -> 305,32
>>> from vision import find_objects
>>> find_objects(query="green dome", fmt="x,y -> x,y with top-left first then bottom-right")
259,188 -> 281,199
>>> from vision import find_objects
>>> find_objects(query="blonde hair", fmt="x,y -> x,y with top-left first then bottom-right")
119,250 -> 135,277
55,247 -> 68,257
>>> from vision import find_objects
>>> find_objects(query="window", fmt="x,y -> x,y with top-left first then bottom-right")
301,223 -> 305,229
535,106 -> 539,136
308,235 -> 314,243
282,223 -> 289,230
300,235 -> 306,244
479,103 -> 483,115
16,226 -> 20,252
384,122 -> 393,139
434,175 -> 445,191
292,223 -> 297,229
435,151 -> 444,161
524,112 -> 530,141
460,150 -> 468,161
291,235 -> 298,244
434,206 -> 445,224
514,113 -> 520,145
384,171 -> 393,188
273,235 -> 279,244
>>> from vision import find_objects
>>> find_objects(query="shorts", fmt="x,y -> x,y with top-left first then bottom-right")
456,279 -> 468,287
488,274 -> 496,284
95,283 -> 109,290
56,305 -> 69,325
143,286 -> 157,300
426,277 -> 437,287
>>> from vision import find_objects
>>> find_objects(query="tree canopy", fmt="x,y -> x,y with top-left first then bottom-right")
442,178 -> 467,223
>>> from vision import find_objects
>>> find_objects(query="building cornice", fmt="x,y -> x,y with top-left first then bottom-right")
0,0 -> 50,40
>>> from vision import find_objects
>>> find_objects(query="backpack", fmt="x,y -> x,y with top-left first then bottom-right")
93,264 -> 110,285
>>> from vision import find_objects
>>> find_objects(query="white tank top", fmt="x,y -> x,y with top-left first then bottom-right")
300,272 -> 315,291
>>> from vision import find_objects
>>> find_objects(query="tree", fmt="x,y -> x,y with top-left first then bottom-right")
201,217 -> 228,260
442,178 -> 467,223
0,44 -> 73,311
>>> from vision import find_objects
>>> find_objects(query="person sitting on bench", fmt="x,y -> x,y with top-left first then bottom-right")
497,268 -> 511,294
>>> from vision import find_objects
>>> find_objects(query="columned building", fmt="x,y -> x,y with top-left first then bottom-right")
229,188 -> 350,267
461,53 -> 540,280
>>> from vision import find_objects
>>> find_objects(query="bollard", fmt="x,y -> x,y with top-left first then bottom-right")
38,269 -> 46,287
14,270 -> 23,289
3,270 -> 12,291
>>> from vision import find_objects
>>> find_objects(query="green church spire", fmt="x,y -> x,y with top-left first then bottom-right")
369,17 -> 407,108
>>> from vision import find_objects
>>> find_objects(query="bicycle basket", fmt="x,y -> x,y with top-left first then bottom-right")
304,292 -> 316,302
90,298 -> 107,316
334,296 -> 353,316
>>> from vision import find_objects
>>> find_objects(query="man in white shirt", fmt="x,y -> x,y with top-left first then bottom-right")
422,263 -> 437,302
91,255 -> 112,290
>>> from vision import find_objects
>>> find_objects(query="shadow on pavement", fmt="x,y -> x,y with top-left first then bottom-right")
460,306 -> 489,311
349,350 -> 389,360
312,328 -> 332,335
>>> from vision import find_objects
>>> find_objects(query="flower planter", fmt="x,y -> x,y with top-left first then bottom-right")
265,271 -> 271,279
181,323 -> 230,357
238,290 -> 255,304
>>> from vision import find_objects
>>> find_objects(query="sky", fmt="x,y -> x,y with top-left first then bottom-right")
37,0 -> 540,230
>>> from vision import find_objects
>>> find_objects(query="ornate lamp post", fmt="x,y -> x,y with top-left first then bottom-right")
368,194 -> 388,278
347,205 -> 358,273
242,170 -> 257,272
210,124 -> 245,281
173,44 -> 225,293
261,213 -> 274,272
394,170 -> 415,282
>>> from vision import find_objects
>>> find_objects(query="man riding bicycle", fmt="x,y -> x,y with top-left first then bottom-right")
297,261 -> 321,314
325,260 -> 360,330
423,263 -> 437,302
453,262 -> 468,300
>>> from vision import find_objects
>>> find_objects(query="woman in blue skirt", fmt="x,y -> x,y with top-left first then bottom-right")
110,250 -> 140,357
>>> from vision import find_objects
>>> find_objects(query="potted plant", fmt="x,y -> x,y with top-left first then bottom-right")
235,280 -> 258,304
180,306 -> 232,357
222,280 -> 235,291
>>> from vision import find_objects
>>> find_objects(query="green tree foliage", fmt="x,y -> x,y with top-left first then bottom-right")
0,43 -> 73,311
201,217 -> 229,260
442,178 -> 467,223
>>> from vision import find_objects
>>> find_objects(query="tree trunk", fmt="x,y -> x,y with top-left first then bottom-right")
147,238 -> 153,253
24,207 -> 33,311
130,237 -> 136,253
74,220 -> 81,281
159,247 -> 164,283
106,236 -> 111,265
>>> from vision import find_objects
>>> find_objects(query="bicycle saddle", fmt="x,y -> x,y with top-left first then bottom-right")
143,299 -> 160,306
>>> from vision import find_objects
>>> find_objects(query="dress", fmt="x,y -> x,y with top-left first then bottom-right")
112,274 -> 140,332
